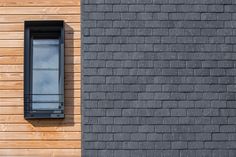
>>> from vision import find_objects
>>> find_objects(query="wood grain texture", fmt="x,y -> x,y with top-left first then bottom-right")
0,132 -> 81,140
0,0 -> 80,6
0,15 -> 80,23
0,0 -> 81,156
0,7 -> 81,14
0,115 -> 81,124
0,149 -> 81,157
0,124 -> 81,132
0,73 -> 23,80
0,141 -> 81,148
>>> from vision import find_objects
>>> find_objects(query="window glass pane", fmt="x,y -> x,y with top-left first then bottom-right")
32,39 -> 60,110
32,70 -> 59,94
32,95 -> 60,102
33,39 -> 59,69
32,103 -> 60,110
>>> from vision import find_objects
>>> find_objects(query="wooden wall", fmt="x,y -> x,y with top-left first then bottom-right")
0,0 -> 81,156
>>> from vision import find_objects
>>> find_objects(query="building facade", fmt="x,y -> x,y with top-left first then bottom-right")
0,0 -> 236,157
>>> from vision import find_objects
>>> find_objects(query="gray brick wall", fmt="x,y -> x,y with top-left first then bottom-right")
82,0 -> 236,156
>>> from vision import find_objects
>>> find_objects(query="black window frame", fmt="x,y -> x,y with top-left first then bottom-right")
24,20 -> 65,119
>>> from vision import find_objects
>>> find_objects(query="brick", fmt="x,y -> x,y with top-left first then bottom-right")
188,142 -> 204,149
129,5 -> 145,12
114,150 -> 130,157
83,1 -> 236,156
171,142 -> 187,149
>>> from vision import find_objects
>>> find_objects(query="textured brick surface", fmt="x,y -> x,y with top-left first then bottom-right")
82,0 -> 236,156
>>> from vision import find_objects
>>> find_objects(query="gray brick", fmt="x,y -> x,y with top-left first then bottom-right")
137,13 -> 152,20
131,133 -> 146,141
83,1 -> 236,156
145,5 -> 161,12
113,5 -> 129,12
171,142 -> 187,149
98,150 -> 114,157
129,5 -> 145,12
161,5 -> 176,12
171,109 -> 186,116
170,13 -> 200,20
114,150 -> 130,157
188,142 -> 204,149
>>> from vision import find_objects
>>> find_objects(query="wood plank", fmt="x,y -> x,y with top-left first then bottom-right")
65,81 -> 81,89
0,106 -> 81,115
0,15 -> 80,23
65,56 -> 81,64
0,141 -> 81,149
0,23 -> 23,31
0,65 -> 23,72
0,32 -> 22,39
65,65 -> 81,73
65,23 -> 81,32
66,98 -> 81,106
0,73 -> 23,80
0,132 -> 81,140
65,32 -> 81,40
0,48 -> 23,56
65,39 -> 81,48
0,98 -> 23,103
0,81 -> 22,89
0,40 -> 23,47
0,124 -> 81,132
0,7 -> 80,15
0,0 -> 80,7
0,115 -> 81,123
0,56 -> 23,64
65,90 -> 81,98
66,48 -> 81,56
0,23 -> 80,32
65,73 -> 81,81
0,149 -> 81,157
0,32 -> 80,40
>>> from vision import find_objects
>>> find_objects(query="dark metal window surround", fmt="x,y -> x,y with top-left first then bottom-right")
24,21 -> 64,119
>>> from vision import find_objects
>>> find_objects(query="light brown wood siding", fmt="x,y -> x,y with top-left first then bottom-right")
0,0 -> 81,156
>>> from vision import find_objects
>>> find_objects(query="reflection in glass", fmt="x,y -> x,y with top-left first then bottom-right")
32,103 -> 60,110
32,39 -> 60,110
33,40 -> 59,69
32,70 -> 59,94
32,95 -> 59,102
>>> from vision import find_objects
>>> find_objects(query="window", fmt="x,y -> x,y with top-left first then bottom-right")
24,21 -> 64,119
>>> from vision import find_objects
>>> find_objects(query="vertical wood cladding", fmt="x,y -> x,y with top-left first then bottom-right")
0,0 -> 81,156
